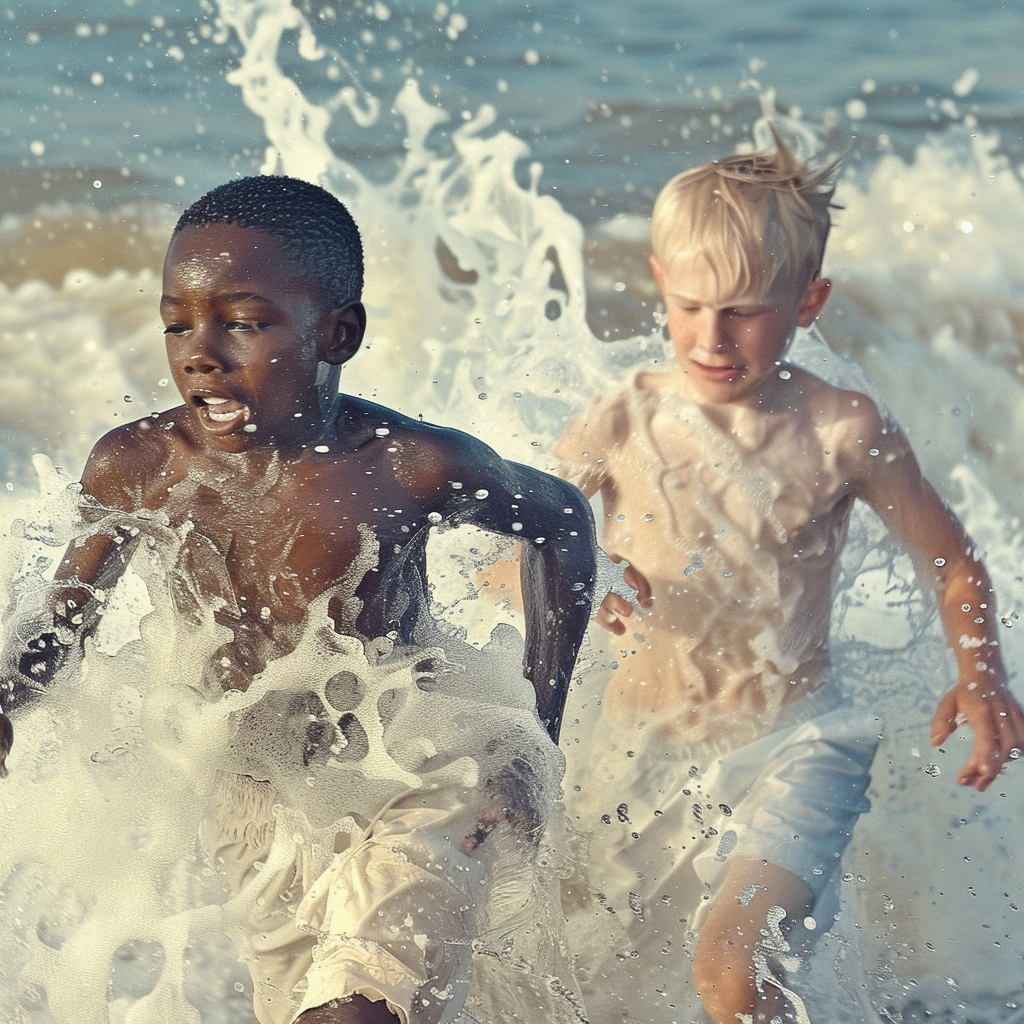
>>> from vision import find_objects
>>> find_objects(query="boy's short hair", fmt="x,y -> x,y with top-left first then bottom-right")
651,129 -> 840,299
174,175 -> 364,308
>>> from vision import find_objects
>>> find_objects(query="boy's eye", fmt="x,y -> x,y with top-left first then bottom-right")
163,323 -> 190,335
225,320 -> 270,332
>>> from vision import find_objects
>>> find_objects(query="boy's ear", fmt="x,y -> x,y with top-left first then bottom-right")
795,276 -> 831,327
649,253 -> 666,293
322,302 -> 366,366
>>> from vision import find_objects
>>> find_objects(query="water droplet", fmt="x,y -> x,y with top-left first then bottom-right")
803,916 -> 817,931
427,512 -> 443,525
243,423 -> 258,433
314,444 -> 330,453
375,427 -> 390,436
92,179 -> 103,189
158,378 -> 168,387
627,891 -> 644,919
511,522 -> 523,532
477,393 -> 488,401
1009,748 -> 1021,760
924,763 -> 941,777
778,369 -> 791,380
868,448 -> 879,456
123,395 -> 133,403
934,557 -> 946,567
475,489 -> 489,500
643,513 -> 653,521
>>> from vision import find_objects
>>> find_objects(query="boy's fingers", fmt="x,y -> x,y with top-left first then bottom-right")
622,565 -> 653,607
955,696 -> 1024,790
595,593 -> 632,635
602,593 -> 634,617
461,818 -> 497,854
461,804 -> 505,853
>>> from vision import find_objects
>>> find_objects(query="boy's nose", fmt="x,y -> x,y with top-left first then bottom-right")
696,312 -> 730,352
180,330 -> 227,375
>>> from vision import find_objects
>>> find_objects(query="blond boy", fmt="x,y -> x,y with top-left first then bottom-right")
555,138 -> 1024,1023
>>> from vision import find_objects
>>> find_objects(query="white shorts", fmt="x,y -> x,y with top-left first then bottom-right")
563,687 -> 879,1023
202,773 -> 586,1024
202,773 -> 495,1024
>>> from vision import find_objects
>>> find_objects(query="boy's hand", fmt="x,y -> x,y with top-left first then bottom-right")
0,629 -> 79,779
595,558 -> 652,636
461,802 -> 504,854
18,632 -> 70,686
0,711 -> 12,779
930,678 -> 1024,791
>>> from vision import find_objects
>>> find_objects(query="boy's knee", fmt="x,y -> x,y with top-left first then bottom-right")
693,937 -> 759,1022
694,939 -> 803,1024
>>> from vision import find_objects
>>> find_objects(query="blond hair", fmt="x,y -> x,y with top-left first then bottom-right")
651,128 -> 840,298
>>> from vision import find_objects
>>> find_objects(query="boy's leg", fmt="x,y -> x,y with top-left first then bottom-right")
296,996 -> 400,1024
693,859 -> 813,1024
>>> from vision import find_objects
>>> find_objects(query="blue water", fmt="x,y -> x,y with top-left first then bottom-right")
3,0 -> 1023,222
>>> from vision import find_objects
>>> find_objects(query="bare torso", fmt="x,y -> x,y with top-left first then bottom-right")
557,365 -> 900,740
60,395 -> 589,725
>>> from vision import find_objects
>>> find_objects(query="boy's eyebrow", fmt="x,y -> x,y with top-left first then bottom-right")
668,291 -> 769,309
159,291 -> 278,307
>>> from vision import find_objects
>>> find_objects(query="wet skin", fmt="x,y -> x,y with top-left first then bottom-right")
1,223 -> 595,766
587,249 -> 1024,792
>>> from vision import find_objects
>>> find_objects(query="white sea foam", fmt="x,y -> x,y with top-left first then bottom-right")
1,0 -> 1023,1021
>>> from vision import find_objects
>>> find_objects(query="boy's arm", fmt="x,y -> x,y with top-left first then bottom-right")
849,403 -> 1024,791
553,403 -> 655,637
431,436 -> 597,743
1,428 -> 148,775
505,463 -> 597,741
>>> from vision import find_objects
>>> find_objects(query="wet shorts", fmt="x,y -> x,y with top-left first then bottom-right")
201,774 -> 490,1024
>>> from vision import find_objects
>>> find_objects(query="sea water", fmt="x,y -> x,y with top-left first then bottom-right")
1,0 -> 1023,1021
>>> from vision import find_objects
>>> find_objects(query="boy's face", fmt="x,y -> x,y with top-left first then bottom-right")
161,223 -> 360,453
651,250 -> 830,406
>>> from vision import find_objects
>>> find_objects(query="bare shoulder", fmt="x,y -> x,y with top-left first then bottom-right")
556,374 -> 636,456
339,396 -> 510,492
81,409 -> 188,510
335,396 -> 583,522
789,370 -> 910,474
788,369 -> 883,434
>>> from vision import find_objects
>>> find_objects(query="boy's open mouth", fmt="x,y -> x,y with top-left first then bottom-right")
693,361 -> 743,380
193,394 -> 251,431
